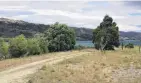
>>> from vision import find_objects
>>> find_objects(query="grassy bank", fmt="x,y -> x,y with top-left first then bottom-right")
28,47 -> 141,83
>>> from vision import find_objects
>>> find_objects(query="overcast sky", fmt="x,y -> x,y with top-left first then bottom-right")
0,1 -> 141,32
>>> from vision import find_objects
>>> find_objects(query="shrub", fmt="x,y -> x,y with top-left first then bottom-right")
9,35 -> 28,57
27,38 -> 42,55
74,45 -> 86,50
125,43 -> 134,48
34,34 -> 48,53
0,39 -> 9,59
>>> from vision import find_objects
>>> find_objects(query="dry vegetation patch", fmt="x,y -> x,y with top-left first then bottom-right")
28,48 -> 141,83
0,50 -> 81,71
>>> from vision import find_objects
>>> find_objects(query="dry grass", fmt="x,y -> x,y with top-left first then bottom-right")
0,50 -> 80,71
28,47 -> 141,83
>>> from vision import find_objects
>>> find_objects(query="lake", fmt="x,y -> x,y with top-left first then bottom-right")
76,40 -> 141,47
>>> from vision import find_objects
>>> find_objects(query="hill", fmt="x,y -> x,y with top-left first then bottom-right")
0,18 -> 49,37
120,31 -> 141,40
0,18 -> 140,40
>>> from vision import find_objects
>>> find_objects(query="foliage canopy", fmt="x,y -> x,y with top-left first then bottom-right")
45,22 -> 76,52
93,15 -> 120,50
9,35 -> 28,57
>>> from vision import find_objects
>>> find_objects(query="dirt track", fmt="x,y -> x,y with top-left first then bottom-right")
0,50 -> 90,83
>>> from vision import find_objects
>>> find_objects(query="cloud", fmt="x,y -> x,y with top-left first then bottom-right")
124,1 -> 141,8
0,1 -> 141,32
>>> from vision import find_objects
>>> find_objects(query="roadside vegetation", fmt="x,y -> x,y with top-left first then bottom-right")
0,22 -> 76,60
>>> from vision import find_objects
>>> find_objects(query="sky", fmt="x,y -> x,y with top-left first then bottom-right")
0,1 -> 141,32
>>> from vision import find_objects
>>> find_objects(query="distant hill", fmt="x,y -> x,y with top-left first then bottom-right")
119,31 -> 141,40
71,27 -> 93,40
0,18 -> 49,37
0,18 -> 141,40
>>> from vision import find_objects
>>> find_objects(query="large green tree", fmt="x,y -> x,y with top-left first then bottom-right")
93,15 -> 120,50
45,22 -> 76,52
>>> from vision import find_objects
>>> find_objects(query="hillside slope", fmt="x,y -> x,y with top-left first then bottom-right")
0,18 -> 140,40
0,18 -> 49,37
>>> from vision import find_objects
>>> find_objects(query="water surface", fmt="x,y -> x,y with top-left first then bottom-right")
76,40 -> 141,47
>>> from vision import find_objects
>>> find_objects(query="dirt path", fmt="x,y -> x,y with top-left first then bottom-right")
0,51 -> 90,83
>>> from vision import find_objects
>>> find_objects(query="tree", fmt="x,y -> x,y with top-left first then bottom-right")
44,22 -> 76,52
9,35 -> 28,57
93,15 -> 120,50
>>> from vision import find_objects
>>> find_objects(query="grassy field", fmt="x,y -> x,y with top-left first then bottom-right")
28,47 -> 141,83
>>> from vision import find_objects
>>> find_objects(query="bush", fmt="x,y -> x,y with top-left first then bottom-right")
0,39 -> 9,59
9,35 -> 28,57
34,34 -> 48,53
74,45 -> 86,50
27,38 -> 42,55
0,34 -> 48,59
125,43 -> 134,48
27,33 -> 49,55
